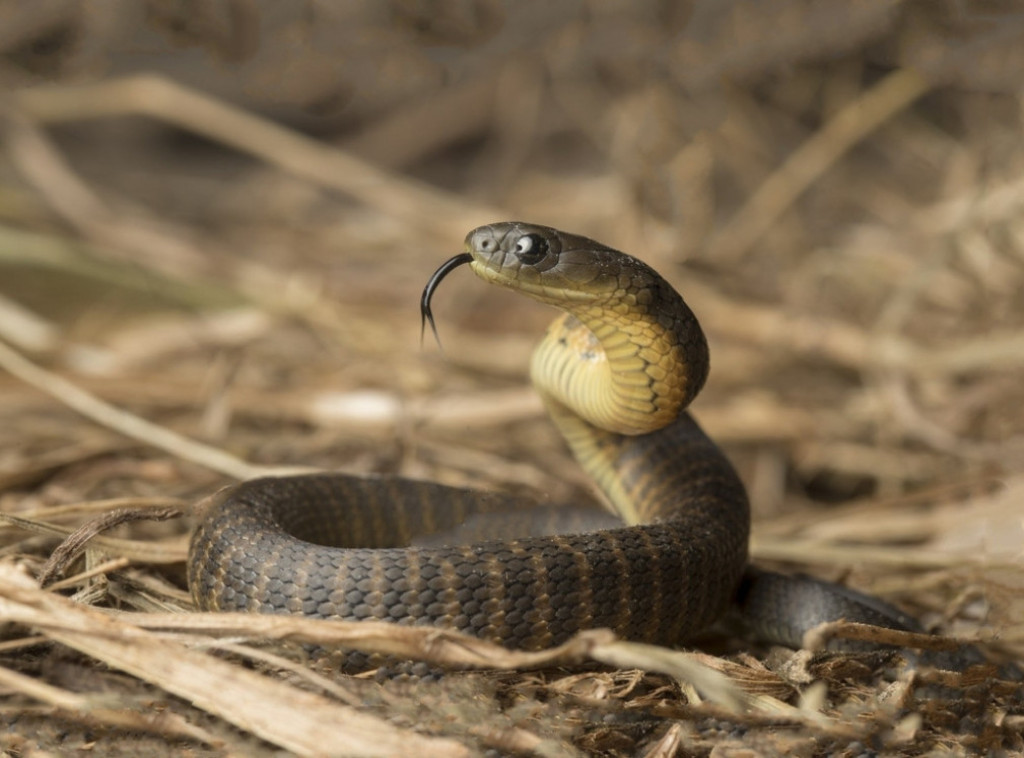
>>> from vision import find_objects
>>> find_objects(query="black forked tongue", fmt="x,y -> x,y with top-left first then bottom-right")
420,252 -> 473,348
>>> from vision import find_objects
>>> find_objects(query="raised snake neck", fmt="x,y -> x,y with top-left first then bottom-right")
188,221 -> 916,651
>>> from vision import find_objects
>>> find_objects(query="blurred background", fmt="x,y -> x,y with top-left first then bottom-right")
1,0 -> 1023,652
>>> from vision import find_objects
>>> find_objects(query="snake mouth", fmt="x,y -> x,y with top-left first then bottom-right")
420,252 -> 473,347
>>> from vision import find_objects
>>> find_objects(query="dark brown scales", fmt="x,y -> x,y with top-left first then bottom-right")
188,413 -> 750,649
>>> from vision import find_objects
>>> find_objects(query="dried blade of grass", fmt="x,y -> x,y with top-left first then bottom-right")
0,510 -> 187,564
693,393 -> 817,443
13,75 -> 498,237
916,664 -> 1023,692
123,610 -> 616,671
116,567 -> 193,603
0,635 -> 48,653
125,611 -> 782,712
685,651 -> 796,700
0,292 -> 56,353
11,496 -> 190,522
586,640 -> 749,712
38,506 -> 182,586
0,563 -> 470,758
639,722 -> 686,758
0,337 -> 309,481
746,690 -> 853,736
466,723 -> 566,757
45,557 -> 130,591
104,568 -> 192,614
653,695 -> 864,740
710,68 -> 931,262
124,611 -> 770,710
804,619 -> 1015,655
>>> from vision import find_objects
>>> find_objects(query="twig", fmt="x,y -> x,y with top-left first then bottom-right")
39,507 -> 183,586
0,510 -> 187,564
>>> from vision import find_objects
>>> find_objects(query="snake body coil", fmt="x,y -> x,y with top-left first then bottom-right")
188,222 -> 911,650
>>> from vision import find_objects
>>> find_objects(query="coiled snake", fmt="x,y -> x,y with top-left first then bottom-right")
188,222 -> 916,650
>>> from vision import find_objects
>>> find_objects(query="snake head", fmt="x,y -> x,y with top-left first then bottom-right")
420,221 -> 616,346
463,222 -> 630,304
466,222 -> 562,270
423,221 -> 709,429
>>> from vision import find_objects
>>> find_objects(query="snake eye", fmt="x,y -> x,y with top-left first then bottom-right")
513,233 -> 548,264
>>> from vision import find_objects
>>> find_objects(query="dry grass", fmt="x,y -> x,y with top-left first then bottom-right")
1,2 -> 1023,755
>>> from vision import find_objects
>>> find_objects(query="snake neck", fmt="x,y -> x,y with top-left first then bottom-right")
527,284 -> 708,525
460,226 -> 709,436
527,278 -> 708,437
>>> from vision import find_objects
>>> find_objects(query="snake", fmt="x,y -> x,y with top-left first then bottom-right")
187,221 -> 917,651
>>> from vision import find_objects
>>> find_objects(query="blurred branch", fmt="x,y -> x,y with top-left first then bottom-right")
693,281 -> 1024,376
0,224 -> 244,310
344,69 -> 500,169
13,74 -> 500,237
3,110 -> 211,278
709,68 -> 931,261
0,291 -> 56,352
